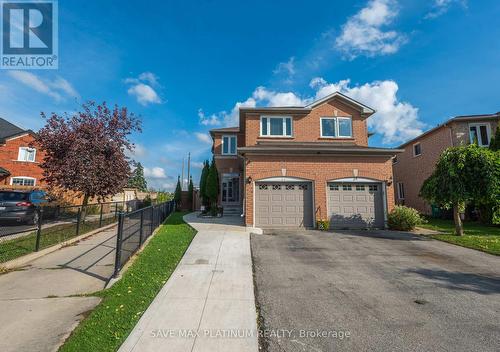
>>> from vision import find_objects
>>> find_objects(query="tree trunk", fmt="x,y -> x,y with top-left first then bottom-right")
81,194 -> 90,222
453,204 -> 464,236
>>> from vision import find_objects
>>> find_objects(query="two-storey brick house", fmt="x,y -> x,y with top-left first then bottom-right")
210,92 -> 402,229
0,117 -> 45,188
393,113 -> 500,215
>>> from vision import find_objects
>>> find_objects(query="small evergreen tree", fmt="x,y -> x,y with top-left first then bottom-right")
206,158 -> 219,213
188,176 -> 194,211
174,176 -> 182,209
489,121 -> 500,151
128,161 -> 148,191
199,160 -> 210,207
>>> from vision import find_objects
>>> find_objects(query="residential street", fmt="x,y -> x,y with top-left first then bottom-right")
0,226 -> 117,352
252,229 -> 500,352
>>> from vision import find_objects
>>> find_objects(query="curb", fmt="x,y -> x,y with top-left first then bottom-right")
1,222 -> 118,269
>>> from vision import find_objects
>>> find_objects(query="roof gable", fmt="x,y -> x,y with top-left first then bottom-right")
0,117 -> 26,141
305,92 -> 375,115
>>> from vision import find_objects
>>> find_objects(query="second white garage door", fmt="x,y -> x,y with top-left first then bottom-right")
327,182 -> 385,228
255,182 -> 313,228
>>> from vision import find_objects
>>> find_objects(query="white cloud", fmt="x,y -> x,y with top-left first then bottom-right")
425,0 -> 466,19
144,166 -> 167,179
7,71 -> 79,102
127,83 -> 161,106
132,143 -> 147,157
310,77 -> 425,143
195,132 -> 212,144
336,0 -> 406,59
198,109 -> 221,126
273,57 -> 296,83
191,161 -> 204,169
125,72 -> 162,106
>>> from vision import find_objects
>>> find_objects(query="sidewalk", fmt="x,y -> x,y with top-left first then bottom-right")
119,213 -> 259,352
0,226 -> 117,352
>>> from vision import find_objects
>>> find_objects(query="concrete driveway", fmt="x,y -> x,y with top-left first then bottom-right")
251,229 -> 500,352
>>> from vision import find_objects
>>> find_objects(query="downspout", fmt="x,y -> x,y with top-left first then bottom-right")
238,153 -> 246,218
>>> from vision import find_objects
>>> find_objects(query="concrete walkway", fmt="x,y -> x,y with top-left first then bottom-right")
119,213 -> 259,352
0,226 -> 117,352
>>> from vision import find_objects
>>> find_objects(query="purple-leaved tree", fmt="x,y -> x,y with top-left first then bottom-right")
35,101 -> 141,206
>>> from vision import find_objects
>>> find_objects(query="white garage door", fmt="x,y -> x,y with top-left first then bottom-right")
255,182 -> 313,228
327,182 -> 385,228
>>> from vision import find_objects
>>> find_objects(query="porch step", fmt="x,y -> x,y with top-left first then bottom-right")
223,206 -> 243,216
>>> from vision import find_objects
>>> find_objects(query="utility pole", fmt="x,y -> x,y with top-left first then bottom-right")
187,152 -> 191,186
181,157 -> 185,191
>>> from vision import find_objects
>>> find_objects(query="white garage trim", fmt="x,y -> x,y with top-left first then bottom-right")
328,177 -> 381,183
257,176 -> 312,182
382,181 -> 388,228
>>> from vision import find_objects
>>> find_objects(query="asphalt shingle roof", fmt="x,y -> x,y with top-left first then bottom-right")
0,117 -> 26,141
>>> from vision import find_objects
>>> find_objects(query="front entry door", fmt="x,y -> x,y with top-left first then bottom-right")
222,176 -> 239,204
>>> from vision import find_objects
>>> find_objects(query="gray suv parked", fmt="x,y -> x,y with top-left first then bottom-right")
0,190 -> 48,224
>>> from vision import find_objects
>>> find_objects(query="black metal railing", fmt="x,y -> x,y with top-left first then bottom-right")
113,200 -> 175,277
0,200 -> 140,263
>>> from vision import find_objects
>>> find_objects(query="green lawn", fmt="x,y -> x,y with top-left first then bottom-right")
0,217 -> 117,263
59,212 -> 196,352
419,217 -> 500,255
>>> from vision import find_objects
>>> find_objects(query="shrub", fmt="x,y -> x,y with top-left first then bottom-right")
388,206 -> 425,231
316,219 -> 330,230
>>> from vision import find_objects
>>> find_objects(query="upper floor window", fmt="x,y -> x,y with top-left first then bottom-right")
18,147 -> 36,162
397,182 -> 405,200
222,135 -> 237,155
413,143 -> 422,157
469,123 -> 491,147
260,116 -> 292,137
11,176 -> 36,186
320,117 -> 352,138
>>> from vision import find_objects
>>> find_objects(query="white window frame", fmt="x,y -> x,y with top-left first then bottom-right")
17,147 -> 36,162
260,116 -> 293,137
413,142 -> 422,157
221,134 -> 237,155
10,176 -> 36,186
397,182 -> 405,200
320,117 -> 353,138
468,123 -> 491,147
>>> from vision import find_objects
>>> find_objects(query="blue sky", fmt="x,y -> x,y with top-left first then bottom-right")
1,0 -> 499,191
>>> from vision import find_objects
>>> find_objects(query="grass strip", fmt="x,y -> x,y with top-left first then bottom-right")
59,211 -> 196,352
0,217 -> 117,263
419,218 -> 500,255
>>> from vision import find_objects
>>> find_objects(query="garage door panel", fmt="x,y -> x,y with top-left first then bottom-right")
255,182 -> 313,228
328,182 -> 384,228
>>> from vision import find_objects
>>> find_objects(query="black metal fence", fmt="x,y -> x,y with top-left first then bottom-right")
113,200 -> 175,277
0,200 -> 140,263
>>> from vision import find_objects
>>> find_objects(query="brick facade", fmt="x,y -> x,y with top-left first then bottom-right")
393,116 -> 499,214
210,93 -> 399,228
244,155 -> 394,226
0,133 -> 45,188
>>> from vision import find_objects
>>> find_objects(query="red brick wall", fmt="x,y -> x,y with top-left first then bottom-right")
0,134 -> 45,187
392,127 -> 452,214
244,100 -> 368,147
244,155 -> 394,226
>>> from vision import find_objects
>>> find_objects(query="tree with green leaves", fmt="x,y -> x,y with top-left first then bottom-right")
188,176 -> 194,211
174,176 -> 182,208
199,160 -> 210,207
128,161 -> 147,191
420,144 -> 500,235
206,158 -> 219,212
489,122 -> 500,151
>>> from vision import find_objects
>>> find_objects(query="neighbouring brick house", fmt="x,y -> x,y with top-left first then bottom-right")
210,92 -> 402,229
393,113 -> 500,215
0,117 -> 45,189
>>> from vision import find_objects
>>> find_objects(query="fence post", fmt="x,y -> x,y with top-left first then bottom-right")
150,206 -> 154,236
113,212 -> 125,278
99,203 -> 103,228
139,210 -> 144,246
35,207 -> 42,251
76,207 -> 82,237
